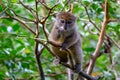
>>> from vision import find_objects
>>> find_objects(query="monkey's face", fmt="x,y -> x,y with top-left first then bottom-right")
55,12 -> 76,32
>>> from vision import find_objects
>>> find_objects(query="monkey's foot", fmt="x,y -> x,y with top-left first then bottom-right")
53,58 -> 60,66
73,65 -> 81,73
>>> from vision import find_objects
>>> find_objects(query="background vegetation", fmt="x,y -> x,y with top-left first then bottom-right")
0,0 -> 120,80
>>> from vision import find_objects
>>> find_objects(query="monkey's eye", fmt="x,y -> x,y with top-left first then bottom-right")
60,20 -> 65,23
67,21 -> 72,24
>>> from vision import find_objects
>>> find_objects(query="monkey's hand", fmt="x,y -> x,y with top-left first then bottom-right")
60,43 -> 68,51
74,64 -> 81,73
53,58 -> 60,66
58,28 -> 64,35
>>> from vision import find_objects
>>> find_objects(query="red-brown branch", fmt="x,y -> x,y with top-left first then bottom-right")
87,0 -> 109,75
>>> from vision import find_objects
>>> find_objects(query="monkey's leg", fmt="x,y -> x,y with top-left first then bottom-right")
72,46 -> 84,80
72,46 -> 82,73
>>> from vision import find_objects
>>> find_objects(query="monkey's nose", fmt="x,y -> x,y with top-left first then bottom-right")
59,26 -> 64,31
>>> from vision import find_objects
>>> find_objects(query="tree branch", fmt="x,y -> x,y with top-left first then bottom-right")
35,38 -> 99,80
19,0 -> 36,18
80,1 -> 120,50
12,16 -> 36,35
34,0 -> 45,80
35,38 -> 56,57
34,42 -> 45,80
40,2 -> 59,41
10,9 -> 35,23
87,0 -> 109,74
1,3 -> 36,35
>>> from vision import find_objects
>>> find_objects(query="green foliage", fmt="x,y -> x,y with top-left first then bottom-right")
0,0 -> 120,80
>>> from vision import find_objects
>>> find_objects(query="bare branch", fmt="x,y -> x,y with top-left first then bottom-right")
61,62 -> 99,80
3,4 -> 36,35
38,0 -> 50,10
87,0 -> 109,74
38,46 -> 45,56
35,38 -> 56,57
80,1 -> 100,31
40,2 -> 59,41
19,0 -> 36,18
61,0 -> 70,11
34,41 -> 45,80
10,9 -> 35,22
34,0 -> 45,79
35,38 -> 100,80
0,16 -> 10,19
14,17 -> 36,35
108,37 -> 120,49
108,18 -> 120,23
80,1 -> 120,50
35,0 -> 39,36
7,15 -> 36,35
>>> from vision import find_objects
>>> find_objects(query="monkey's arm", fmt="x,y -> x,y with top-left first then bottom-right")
61,33 -> 80,50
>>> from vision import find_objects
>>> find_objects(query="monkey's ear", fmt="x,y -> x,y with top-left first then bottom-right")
55,12 -> 63,18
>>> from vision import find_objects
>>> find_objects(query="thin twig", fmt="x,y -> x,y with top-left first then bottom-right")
0,16 -> 10,19
35,38 -> 56,57
61,0 -> 70,11
38,0 -> 50,10
80,1 -> 120,50
61,62 -> 99,80
13,17 -> 36,35
80,0 -> 101,32
10,9 -> 35,22
35,1 -> 39,36
4,8 -> 36,35
19,0 -> 36,18
40,2 -> 59,41
34,0 -> 45,80
35,38 -> 99,80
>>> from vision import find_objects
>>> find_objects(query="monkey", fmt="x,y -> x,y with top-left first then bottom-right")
49,12 -> 83,80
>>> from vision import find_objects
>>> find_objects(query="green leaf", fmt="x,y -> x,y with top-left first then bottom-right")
0,72 -> 5,80
11,0 -> 17,3
0,5 -> 2,12
13,24 -> 20,31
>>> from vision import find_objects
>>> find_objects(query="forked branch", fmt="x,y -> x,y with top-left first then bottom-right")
87,0 -> 109,74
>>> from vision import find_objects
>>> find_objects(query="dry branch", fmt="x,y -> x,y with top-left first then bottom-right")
1,0 -> 103,80
10,9 -> 35,22
35,38 -> 99,80
4,8 -> 36,35
35,38 -> 56,57
12,16 -> 36,35
19,0 -> 36,18
80,1 -> 120,50
87,0 -> 109,74
34,42 -> 45,80
34,0 -> 45,79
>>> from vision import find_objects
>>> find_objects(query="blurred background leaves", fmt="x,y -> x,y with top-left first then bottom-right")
0,0 -> 120,80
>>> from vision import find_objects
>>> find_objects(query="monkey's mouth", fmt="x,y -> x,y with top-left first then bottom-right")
58,29 -> 65,33
59,27 -> 64,30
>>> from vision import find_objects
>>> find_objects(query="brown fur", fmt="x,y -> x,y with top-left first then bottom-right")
49,12 -> 83,80
57,12 -> 76,21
